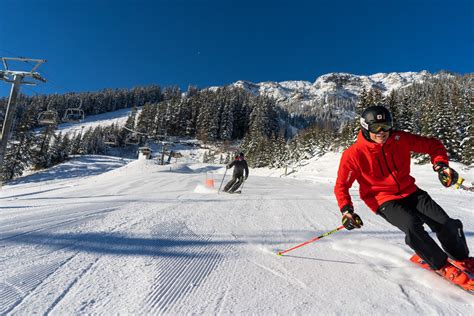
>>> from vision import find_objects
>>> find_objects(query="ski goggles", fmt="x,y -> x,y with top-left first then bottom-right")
368,122 -> 392,133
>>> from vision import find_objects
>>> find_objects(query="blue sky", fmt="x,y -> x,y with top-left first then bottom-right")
1,0 -> 472,97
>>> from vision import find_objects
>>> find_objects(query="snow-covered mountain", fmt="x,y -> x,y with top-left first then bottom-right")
223,71 -> 432,115
232,71 -> 430,102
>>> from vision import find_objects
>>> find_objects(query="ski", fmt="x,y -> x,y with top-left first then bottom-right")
410,254 -> 473,294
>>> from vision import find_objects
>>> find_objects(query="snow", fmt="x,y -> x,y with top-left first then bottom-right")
1,149 -> 473,314
55,107 -> 140,136
222,71 -> 433,119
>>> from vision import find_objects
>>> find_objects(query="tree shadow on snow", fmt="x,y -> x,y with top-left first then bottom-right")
0,189 -> 119,201
159,165 -> 223,174
4,231 -> 244,258
6,156 -> 127,185
190,165 -> 223,173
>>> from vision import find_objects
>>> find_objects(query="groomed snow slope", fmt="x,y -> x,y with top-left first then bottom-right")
1,154 -> 473,314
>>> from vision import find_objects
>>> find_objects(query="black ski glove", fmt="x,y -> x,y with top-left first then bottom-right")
433,162 -> 459,187
341,205 -> 363,230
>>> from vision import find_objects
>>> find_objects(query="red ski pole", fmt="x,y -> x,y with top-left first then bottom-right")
277,225 -> 345,256
454,177 -> 474,192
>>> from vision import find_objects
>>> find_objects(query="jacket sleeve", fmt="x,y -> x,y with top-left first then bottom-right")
228,160 -> 235,168
405,132 -> 449,166
244,161 -> 249,177
334,150 -> 358,211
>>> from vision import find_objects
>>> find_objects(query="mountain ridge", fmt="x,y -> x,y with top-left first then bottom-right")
225,71 -> 431,105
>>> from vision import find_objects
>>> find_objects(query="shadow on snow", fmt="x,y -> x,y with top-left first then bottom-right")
6,156 -> 128,185
3,231 -> 244,258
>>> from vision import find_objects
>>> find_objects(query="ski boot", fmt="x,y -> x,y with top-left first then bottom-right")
437,262 -> 473,291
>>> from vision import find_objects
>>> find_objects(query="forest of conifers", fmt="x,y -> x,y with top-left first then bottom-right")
0,72 -> 472,181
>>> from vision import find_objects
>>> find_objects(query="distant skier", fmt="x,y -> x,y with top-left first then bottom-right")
224,152 -> 249,193
334,105 -> 472,288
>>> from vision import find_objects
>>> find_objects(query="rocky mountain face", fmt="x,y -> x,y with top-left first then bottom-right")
226,71 -> 432,119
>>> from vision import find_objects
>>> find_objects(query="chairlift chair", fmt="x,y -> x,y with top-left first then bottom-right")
63,108 -> 85,123
63,99 -> 85,123
38,110 -> 59,126
125,133 -> 140,145
7,135 -> 20,145
104,134 -> 118,146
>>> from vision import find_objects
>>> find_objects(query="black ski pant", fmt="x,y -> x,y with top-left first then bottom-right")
377,189 -> 469,270
224,175 -> 244,192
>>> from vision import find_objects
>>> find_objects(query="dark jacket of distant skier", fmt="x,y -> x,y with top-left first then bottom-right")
224,153 -> 249,193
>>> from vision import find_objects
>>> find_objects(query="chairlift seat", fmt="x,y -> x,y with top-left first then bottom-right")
138,146 -> 152,154
63,108 -> 85,122
38,110 -> 59,126
125,134 -> 140,145
104,134 -> 118,146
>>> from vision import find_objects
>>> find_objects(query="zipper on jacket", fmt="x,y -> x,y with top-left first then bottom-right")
391,153 -> 399,172
382,146 -> 401,193
376,158 -> 385,176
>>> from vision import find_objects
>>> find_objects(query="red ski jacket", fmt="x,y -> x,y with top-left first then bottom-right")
334,130 -> 449,213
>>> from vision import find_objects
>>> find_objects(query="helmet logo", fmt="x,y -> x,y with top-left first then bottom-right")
377,114 -> 383,120
360,118 -> 368,129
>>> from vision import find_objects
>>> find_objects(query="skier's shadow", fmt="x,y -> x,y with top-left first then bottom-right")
278,254 -> 358,265
279,255 -> 402,269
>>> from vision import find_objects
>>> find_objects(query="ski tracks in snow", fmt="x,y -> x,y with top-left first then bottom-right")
1,201 -> 154,314
0,207 -> 118,315
332,236 -> 474,311
139,222 -> 234,314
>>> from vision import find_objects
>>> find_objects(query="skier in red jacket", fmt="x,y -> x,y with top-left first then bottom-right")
334,105 -> 472,287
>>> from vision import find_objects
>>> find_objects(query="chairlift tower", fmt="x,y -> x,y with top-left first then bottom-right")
157,128 -> 168,165
0,57 -> 46,172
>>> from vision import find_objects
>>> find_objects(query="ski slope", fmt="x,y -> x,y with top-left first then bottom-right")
0,153 -> 473,314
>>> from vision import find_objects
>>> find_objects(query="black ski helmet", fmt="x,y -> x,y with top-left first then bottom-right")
239,152 -> 245,158
360,105 -> 393,140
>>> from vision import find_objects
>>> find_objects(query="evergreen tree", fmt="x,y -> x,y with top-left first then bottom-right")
31,125 -> 56,169
270,134 -> 288,168
397,93 -> 414,132
48,132 -> 64,165
460,82 -> 473,164
432,84 -> 451,153
367,88 -> 384,106
195,93 -> 213,141
136,102 -> 157,135
70,130 -> 83,155
125,106 -> 138,131
351,88 -> 370,141
220,99 -> 235,140
1,106 -> 36,180
386,90 -> 399,128
449,82 -> 464,161
59,133 -> 72,158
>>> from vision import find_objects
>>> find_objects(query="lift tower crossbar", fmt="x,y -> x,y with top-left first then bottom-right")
0,57 -> 47,177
